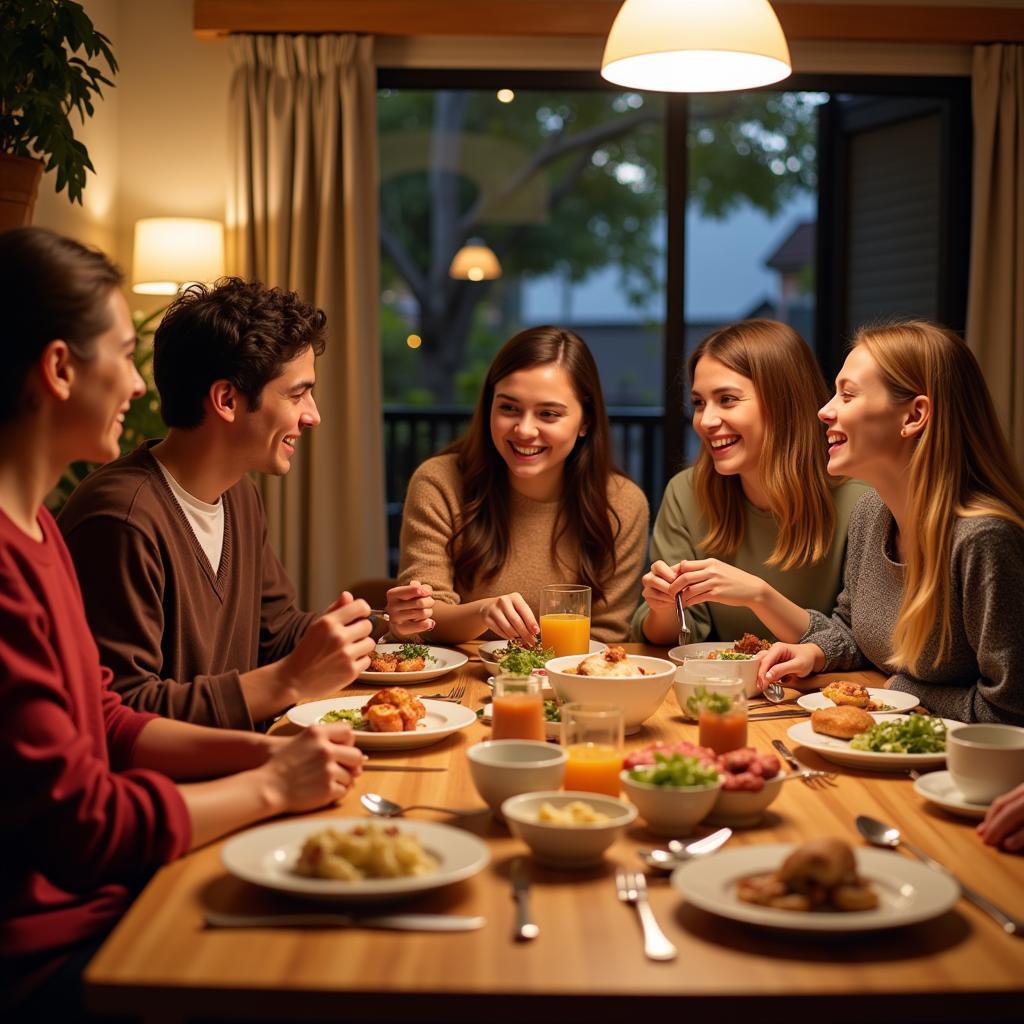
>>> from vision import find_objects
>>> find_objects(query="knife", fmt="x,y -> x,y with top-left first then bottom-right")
363,765 -> 447,772
510,858 -> 539,941
747,710 -> 811,721
204,910 -> 484,931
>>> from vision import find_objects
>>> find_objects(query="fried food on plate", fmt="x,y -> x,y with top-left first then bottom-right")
361,687 -> 426,732
811,705 -> 876,739
821,680 -> 871,708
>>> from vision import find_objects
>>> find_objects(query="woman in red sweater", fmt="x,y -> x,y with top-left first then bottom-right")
0,228 -> 367,1020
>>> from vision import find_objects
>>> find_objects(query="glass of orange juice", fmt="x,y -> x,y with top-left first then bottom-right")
492,672 -> 545,741
540,584 -> 591,657
561,703 -> 623,796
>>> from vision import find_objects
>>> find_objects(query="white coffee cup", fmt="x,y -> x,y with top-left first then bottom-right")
946,724 -> 1024,804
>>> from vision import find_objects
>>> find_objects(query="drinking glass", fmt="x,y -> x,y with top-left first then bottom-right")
561,703 -> 624,796
687,678 -> 747,755
492,672 -> 545,742
540,584 -> 591,657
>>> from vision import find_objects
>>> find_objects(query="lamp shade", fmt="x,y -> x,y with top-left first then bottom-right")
132,217 -> 225,295
601,0 -> 792,93
448,241 -> 502,282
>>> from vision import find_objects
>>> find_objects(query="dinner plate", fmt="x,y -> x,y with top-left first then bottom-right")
286,697 -> 477,749
786,715 -> 954,771
359,644 -> 468,683
221,817 -> 490,903
913,770 -> 991,820
672,844 -> 960,932
478,702 -> 562,740
796,688 -> 920,715
478,639 -> 606,676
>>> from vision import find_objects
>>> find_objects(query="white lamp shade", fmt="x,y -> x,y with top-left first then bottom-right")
449,242 -> 502,282
601,0 -> 792,93
132,218 -> 225,295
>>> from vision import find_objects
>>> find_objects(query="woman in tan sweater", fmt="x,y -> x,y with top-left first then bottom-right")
393,326 -> 648,644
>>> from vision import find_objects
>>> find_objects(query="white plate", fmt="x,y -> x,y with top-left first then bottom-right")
672,844 -> 960,932
478,702 -> 562,740
359,644 -> 468,683
222,817 -> 490,903
786,714 -> 954,771
485,674 -> 557,700
913,769 -> 991,820
797,688 -> 920,715
478,639 -> 606,676
286,696 -> 477,750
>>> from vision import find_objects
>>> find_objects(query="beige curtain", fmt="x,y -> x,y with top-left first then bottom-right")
966,45 -> 1024,465
228,34 -> 386,609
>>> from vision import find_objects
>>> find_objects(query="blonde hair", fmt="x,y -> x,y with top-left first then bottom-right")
854,320 -> 1024,671
687,319 -> 837,570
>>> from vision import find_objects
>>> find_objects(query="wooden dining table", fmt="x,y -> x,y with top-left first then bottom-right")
84,643 -> 1024,1022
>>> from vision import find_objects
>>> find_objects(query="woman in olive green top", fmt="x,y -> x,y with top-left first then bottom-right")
633,320 -> 867,645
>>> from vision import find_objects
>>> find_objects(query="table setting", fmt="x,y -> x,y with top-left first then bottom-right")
84,628 -> 1024,1024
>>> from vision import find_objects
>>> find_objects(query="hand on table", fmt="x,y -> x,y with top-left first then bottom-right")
480,592 -> 539,646
757,641 -> 825,692
283,592 -> 375,700
386,581 -> 435,636
260,722 -> 366,813
977,781 -> 1024,854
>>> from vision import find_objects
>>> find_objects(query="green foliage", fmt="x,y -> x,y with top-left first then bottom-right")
0,0 -> 117,204
47,307 -> 166,512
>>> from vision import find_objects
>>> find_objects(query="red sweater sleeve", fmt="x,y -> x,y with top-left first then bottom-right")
0,574 -> 190,893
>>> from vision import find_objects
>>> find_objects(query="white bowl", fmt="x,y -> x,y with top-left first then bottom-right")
619,770 -> 723,837
545,654 -> 676,735
466,740 -> 567,814
705,773 -> 784,827
668,643 -> 761,700
501,791 -> 637,867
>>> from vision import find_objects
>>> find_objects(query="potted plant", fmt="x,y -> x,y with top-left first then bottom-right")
0,0 -> 117,229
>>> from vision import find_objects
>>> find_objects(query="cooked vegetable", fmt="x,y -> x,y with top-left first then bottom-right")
396,642 -> 433,662
494,637 -> 553,672
320,708 -> 367,730
627,752 -> 720,788
543,700 -> 561,723
849,714 -> 946,753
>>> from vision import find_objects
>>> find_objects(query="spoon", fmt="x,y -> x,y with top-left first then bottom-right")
759,677 -> 785,703
638,827 -> 732,871
856,814 -> 1022,937
361,793 -> 488,818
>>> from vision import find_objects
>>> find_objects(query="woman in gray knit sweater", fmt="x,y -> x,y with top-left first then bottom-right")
758,320 -> 1024,725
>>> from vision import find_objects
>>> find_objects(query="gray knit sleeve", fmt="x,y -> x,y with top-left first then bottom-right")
801,607 -> 864,671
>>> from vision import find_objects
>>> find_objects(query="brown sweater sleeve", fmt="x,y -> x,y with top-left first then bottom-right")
398,458 -> 462,607
61,514 -> 254,729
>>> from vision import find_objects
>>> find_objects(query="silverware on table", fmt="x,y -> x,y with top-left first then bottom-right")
510,858 -> 539,941
363,765 -> 447,772
856,815 -> 1022,937
781,769 -> 838,789
615,870 -> 677,961
747,709 -> 810,721
205,910 -> 485,931
674,591 -> 691,647
638,826 -> 732,871
361,792 -> 487,817
419,682 -> 467,702
771,738 -> 802,771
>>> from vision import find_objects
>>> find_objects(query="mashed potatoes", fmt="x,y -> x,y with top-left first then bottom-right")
295,823 -> 437,881
535,801 -> 611,825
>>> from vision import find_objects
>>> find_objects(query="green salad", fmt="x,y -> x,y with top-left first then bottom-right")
714,650 -> 753,661
627,752 -> 720,788
849,714 -> 946,753
396,642 -> 433,662
494,637 -> 554,674
320,707 -> 366,730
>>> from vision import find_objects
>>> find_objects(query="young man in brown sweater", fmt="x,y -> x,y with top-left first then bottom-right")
59,279 -> 434,729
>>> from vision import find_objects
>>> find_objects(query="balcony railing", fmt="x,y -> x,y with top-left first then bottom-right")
384,404 -> 666,573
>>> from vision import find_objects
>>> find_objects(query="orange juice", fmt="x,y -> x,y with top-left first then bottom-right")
492,692 -> 545,741
563,743 -> 622,796
699,708 -> 748,755
540,613 -> 590,657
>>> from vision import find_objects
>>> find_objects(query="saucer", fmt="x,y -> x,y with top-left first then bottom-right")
913,769 -> 991,820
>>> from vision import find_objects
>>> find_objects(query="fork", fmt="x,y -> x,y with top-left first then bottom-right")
615,870 -> 677,962
772,738 -> 838,788
419,682 -> 466,702
674,591 -> 691,647
782,769 -> 838,789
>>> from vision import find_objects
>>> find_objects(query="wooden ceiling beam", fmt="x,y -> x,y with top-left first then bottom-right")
194,1 -> 1024,43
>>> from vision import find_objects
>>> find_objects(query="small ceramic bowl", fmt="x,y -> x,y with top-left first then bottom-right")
705,774 -> 784,827
545,654 -> 676,735
466,740 -> 567,814
668,643 -> 761,703
501,791 -> 636,867
619,770 -> 723,837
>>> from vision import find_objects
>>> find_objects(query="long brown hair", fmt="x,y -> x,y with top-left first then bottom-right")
444,325 -> 621,603
854,320 -> 1024,671
687,319 -> 837,569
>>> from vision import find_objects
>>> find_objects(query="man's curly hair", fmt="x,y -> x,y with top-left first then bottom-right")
154,278 -> 327,428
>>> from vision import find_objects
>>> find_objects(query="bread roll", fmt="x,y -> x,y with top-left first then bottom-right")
811,705 -> 875,739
